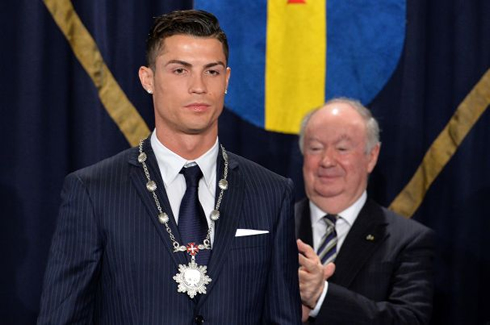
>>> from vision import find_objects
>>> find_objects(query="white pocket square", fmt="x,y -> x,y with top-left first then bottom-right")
235,229 -> 269,237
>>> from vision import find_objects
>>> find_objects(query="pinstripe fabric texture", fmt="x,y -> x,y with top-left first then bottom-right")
295,199 -> 435,325
38,139 -> 301,324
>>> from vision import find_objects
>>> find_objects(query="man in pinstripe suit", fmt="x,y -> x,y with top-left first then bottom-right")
38,10 -> 301,324
295,98 -> 434,324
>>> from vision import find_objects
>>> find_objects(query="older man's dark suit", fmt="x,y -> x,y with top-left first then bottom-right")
38,139 -> 301,324
295,198 -> 434,325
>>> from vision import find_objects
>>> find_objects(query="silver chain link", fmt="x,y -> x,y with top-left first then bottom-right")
138,139 -> 229,253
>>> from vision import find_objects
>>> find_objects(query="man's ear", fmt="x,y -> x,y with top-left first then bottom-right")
225,67 -> 231,92
367,143 -> 381,173
138,66 -> 154,94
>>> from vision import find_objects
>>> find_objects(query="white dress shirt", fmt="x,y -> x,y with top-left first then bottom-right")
308,191 -> 367,317
151,131 -> 219,244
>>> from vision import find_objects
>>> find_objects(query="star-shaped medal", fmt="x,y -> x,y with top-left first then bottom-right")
173,243 -> 212,298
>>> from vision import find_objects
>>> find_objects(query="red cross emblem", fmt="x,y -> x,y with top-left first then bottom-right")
186,243 -> 200,256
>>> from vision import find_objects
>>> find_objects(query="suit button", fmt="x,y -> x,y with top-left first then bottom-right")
195,315 -> 204,324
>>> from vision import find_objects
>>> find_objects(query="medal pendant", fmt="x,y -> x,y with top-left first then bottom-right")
173,243 -> 212,298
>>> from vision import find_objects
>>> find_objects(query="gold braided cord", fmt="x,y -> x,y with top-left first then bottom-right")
43,0 -> 150,146
390,69 -> 490,217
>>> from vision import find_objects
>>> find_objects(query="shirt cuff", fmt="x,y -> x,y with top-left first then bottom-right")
309,281 -> 328,318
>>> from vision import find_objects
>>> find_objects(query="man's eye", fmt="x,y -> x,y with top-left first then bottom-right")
308,147 -> 322,152
206,69 -> 220,76
173,68 -> 186,75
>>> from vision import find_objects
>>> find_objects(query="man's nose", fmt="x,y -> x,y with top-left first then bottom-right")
320,149 -> 336,167
189,73 -> 207,94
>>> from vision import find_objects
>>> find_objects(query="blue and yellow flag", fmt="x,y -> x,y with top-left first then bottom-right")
195,0 -> 405,134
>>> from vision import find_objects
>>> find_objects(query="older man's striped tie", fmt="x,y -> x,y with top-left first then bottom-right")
317,214 -> 338,265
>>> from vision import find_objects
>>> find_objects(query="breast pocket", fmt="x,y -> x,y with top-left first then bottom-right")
228,233 -> 271,285
231,233 -> 270,250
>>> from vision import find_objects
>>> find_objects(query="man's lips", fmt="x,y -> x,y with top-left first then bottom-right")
185,103 -> 210,112
317,172 -> 341,179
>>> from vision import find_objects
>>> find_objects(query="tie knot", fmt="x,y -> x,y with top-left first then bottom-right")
323,214 -> 338,225
180,165 -> 203,187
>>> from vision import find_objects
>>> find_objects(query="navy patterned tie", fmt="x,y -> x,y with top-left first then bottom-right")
317,214 -> 338,265
178,165 -> 210,265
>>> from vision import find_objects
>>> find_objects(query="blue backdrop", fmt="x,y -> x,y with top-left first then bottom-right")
1,1 -> 489,324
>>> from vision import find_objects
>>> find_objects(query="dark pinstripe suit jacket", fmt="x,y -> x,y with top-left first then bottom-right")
38,139 -> 301,324
295,198 -> 434,325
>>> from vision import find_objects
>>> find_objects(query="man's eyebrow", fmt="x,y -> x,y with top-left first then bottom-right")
337,134 -> 352,142
165,60 -> 191,67
165,60 -> 226,68
306,136 -> 322,142
204,61 -> 226,69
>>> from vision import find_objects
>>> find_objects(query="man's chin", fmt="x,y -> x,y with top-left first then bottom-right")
184,127 -> 206,135
182,118 -> 219,135
312,187 -> 343,200
182,121 -> 215,135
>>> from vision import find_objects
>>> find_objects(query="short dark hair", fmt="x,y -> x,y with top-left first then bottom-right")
145,10 -> 229,69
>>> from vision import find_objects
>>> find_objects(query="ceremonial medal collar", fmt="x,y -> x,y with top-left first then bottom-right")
137,139 -> 229,299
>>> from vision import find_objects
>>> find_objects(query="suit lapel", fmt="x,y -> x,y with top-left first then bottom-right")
295,198 -> 314,246
128,138 -> 188,269
331,199 -> 388,287
197,150 -> 244,307
130,142 -> 246,305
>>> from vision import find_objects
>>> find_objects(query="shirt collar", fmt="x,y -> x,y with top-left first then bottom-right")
150,131 -> 218,189
309,191 -> 367,227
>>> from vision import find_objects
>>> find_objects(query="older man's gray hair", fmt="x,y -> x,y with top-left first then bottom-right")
298,97 -> 381,154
